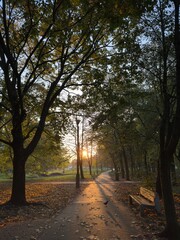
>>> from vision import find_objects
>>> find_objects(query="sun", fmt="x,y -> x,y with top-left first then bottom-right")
82,150 -> 88,158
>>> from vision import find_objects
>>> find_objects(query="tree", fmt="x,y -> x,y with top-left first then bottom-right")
139,1 -> 180,238
159,0 -> 180,238
0,0 -> 109,204
80,116 -> 85,179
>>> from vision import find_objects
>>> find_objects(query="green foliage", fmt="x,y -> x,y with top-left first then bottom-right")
26,132 -> 70,174
0,144 -> 12,174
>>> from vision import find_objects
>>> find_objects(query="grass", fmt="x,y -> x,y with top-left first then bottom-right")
29,173 -> 77,182
0,173 -> 12,182
31,170 -> 98,182
0,170 -> 95,183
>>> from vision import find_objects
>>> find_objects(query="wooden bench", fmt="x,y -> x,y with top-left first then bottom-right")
129,187 -> 161,217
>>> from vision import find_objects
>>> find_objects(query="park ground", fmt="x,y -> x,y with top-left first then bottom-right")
0,172 -> 180,239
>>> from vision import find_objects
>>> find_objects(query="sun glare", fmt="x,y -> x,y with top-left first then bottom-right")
82,150 -> 88,158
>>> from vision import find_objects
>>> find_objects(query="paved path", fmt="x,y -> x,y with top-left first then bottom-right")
0,172 -> 140,240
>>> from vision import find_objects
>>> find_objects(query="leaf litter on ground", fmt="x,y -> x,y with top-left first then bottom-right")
0,182 -> 86,227
0,179 -> 179,240
113,179 -> 180,240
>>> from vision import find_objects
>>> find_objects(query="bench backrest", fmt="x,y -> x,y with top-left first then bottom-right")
140,187 -> 155,202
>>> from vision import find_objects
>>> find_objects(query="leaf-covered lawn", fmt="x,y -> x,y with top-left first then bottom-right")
0,182 -> 85,228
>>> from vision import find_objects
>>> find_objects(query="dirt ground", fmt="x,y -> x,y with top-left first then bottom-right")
0,179 -> 180,238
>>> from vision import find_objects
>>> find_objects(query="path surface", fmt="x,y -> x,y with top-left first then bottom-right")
0,172 -> 140,240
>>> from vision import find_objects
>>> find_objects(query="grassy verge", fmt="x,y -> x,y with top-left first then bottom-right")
0,170 -> 95,183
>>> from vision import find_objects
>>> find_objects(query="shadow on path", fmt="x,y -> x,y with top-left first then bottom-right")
0,171 -> 141,240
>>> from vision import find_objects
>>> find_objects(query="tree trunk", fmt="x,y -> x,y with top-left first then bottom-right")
144,150 -> 149,175
171,155 -> 177,185
118,151 -> 125,178
10,107 -> 28,205
156,160 -> 162,199
129,146 -> 134,178
122,146 -> 130,180
159,151 -> 180,239
158,1 -> 180,238
80,159 -> 85,180
95,153 -> 99,175
88,161 -> 92,176
110,153 -> 119,180
114,166 -> 119,181
158,121 -> 180,238
76,119 -> 80,188
111,155 -> 119,181
10,156 -> 26,205
80,116 -> 85,179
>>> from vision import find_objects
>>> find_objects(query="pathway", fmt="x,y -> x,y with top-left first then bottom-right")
0,172 -> 141,240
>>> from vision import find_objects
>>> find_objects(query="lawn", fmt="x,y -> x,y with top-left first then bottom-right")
0,169 -> 96,183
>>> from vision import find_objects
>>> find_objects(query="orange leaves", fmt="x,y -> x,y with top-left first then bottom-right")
0,183 -> 85,228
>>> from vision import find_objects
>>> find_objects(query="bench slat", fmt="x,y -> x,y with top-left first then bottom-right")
129,194 -> 154,207
140,187 -> 155,202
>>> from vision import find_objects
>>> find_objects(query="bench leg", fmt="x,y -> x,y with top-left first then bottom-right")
140,205 -> 145,217
129,196 -> 132,205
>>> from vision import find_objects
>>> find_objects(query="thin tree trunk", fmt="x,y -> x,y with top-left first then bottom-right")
114,165 -> 119,181
129,146 -> 134,178
144,150 -> 148,175
80,116 -> 85,179
111,154 -> 119,181
118,151 -> 125,178
88,161 -> 92,176
95,153 -> 99,175
76,119 -> 80,188
122,146 -> 130,180
80,160 -> 85,180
